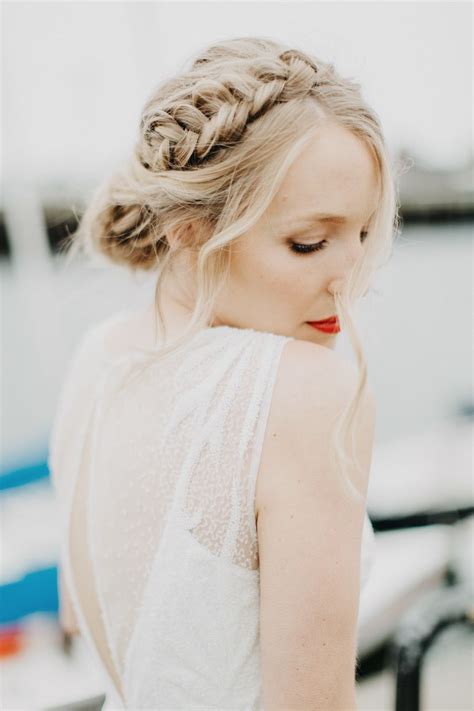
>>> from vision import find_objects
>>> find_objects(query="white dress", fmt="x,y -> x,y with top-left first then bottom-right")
48,308 -> 376,710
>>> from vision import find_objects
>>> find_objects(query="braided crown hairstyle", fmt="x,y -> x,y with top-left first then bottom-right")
66,36 -> 401,498
138,46 -> 326,173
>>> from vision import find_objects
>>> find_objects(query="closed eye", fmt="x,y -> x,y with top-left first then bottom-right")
289,230 -> 369,256
289,240 -> 327,255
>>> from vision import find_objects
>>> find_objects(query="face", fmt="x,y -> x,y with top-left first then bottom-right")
212,121 -> 380,347
163,121 -> 380,348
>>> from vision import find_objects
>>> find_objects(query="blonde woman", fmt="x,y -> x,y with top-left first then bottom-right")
49,37 -> 400,710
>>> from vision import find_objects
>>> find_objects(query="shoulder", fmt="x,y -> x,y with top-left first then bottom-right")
276,337 -> 368,409
268,337 -> 375,439
255,337 -> 376,513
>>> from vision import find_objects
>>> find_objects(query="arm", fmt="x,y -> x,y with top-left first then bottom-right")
256,341 -> 376,710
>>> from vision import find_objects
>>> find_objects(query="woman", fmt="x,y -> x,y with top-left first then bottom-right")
49,36 -> 399,710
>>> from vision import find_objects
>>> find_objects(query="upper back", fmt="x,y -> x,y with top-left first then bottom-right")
48,307 -> 296,707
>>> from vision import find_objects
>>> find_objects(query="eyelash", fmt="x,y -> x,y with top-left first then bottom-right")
289,230 -> 369,255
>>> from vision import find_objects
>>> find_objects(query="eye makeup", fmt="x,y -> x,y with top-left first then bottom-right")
289,240 -> 328,255
288,230 -> 369,256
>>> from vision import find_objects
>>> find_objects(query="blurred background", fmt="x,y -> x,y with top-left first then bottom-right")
1,1 -> 472,709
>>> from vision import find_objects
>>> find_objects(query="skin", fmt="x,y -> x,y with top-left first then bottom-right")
159,120 -> 381,350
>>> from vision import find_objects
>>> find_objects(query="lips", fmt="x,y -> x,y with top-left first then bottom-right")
306,316 -> 340,334
308,316 -> 338,325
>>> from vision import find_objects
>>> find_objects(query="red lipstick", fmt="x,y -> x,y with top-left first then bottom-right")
306,316 -> 340,334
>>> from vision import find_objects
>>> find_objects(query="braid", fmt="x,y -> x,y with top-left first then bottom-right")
137,48 -> 335,173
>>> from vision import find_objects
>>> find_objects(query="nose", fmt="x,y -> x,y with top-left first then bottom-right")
327,236 -> 364,296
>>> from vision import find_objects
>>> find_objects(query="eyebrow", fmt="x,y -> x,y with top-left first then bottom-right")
298,212 -> 347,226
281,209 -> 376,229
284,209 -> 376,228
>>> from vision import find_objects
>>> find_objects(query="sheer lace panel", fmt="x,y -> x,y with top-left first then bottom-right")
89,328 -> 286,675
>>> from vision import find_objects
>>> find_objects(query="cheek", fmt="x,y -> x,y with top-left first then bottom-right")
230,243 -> 322,303
229,244 -> 280,288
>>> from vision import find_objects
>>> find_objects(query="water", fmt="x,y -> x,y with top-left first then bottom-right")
339,222 -> 472,443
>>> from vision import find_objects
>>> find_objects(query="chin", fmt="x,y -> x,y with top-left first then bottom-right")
308,331 -> 339,349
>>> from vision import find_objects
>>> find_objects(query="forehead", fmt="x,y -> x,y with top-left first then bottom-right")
266,123 -> 380,228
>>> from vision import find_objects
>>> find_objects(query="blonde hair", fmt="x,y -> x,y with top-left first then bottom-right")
64,36 -> 402,499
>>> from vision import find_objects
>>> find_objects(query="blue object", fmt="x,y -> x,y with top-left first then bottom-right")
0,566 -> 59,624
0,455 -> 50,492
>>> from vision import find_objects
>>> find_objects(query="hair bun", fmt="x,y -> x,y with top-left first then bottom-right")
96,200 -> 164,271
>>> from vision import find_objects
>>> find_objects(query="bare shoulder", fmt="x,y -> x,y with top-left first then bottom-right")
276,337 -> 370,409
255,337 -> 376,516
